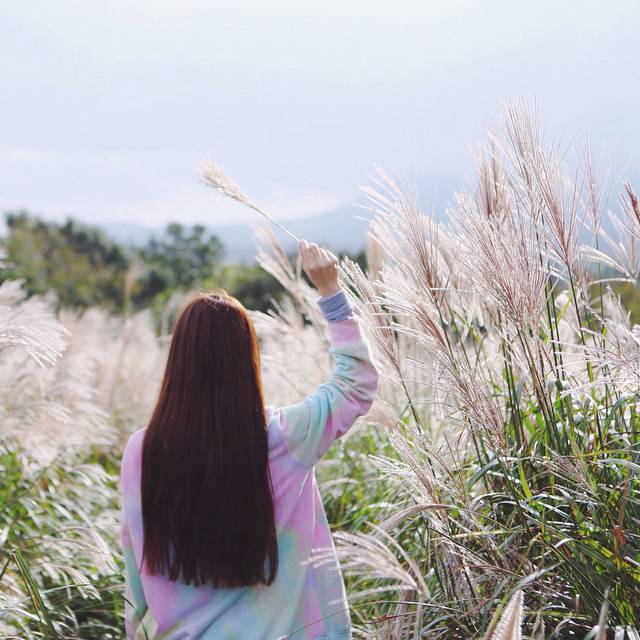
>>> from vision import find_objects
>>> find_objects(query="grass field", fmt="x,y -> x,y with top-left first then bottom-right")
1,103 -> 639,639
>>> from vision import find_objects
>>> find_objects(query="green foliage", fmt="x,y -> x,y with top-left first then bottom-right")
1,211 -> 129,312
320,430 -> 396,532
133,223 -> 224,306
0,212 -> 292,316
611,281 -> 640,324
0,446 -> 123,638
203,262 -> 285,313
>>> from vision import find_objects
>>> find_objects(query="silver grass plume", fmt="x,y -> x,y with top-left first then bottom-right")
323,524 -> 430,600
582,139 -> 611,239
502,99 -> 584,280
200,159 -> 300,242
486,590 -> 524,640
583,209 -> 640,281
581,183 -> 640,282
453,173 -> 547,331
0,280 -> 67,366
339,256 -> 401,379
623,182 -> 640,231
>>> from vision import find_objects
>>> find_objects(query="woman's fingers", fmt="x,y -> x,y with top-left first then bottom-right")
298,240 -> 340,295
321,247 -> 338,265
318,248 -> 331,268
301,240 -> 318,265
309,244 -> 321,262
299,240 -> 337,269
299,239 -> 311,264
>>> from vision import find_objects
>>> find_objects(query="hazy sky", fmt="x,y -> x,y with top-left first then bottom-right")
1,0 -> 638,228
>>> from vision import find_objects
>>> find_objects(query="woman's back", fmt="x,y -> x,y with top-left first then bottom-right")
120,274 -> 379,639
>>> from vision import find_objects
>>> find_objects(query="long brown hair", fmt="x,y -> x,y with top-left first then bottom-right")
141,290 -> 278,588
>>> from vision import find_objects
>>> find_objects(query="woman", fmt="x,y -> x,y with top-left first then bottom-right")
120,239 -> 379,639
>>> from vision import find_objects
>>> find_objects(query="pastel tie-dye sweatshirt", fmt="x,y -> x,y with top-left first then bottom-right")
119,289 -> 379,640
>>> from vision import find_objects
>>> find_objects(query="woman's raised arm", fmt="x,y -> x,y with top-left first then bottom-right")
276,241 -> 379,467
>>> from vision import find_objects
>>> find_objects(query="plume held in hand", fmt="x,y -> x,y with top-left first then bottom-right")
200,159 -> 299,242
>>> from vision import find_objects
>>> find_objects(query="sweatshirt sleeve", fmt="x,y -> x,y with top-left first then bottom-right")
278,289 -> 379,467
120,436 -> 148,639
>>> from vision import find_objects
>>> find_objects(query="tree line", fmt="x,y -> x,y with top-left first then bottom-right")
0,211 -> 366,318
0,211 -> 283,315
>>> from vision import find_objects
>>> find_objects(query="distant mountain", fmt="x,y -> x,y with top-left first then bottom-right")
101,202 -> 374,262
100,175 -> 461,262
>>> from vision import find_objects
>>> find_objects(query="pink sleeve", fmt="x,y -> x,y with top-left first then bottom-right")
278,317 -> 379,467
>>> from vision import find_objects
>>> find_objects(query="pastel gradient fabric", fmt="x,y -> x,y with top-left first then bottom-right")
120,292 -> 379,639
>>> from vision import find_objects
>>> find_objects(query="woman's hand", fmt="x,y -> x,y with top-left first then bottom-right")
299,239 -> 340,298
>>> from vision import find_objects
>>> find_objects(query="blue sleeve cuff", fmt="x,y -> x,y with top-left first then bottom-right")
317,289 -> 353,321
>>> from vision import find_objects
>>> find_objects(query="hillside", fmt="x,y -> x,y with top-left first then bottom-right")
101,203 -> 372,262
